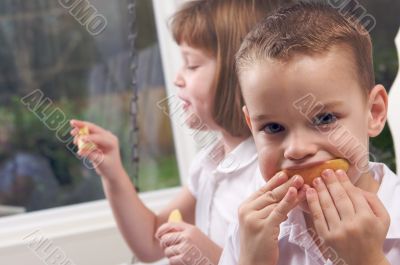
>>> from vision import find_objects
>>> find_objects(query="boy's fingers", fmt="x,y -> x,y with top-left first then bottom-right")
361,190 -> 390,224
306,188 -> 328,236
254,203 -> 275,219
268,187 -> 298,224
321,169 -> 354,220
248,175 -> 304,211
244,172 -> 288,202
313,177 -> 340,230
336,170 -> 372,214
256,186 -> 306,219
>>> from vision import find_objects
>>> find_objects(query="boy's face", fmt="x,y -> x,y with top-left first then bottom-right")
240,46 -> 387,186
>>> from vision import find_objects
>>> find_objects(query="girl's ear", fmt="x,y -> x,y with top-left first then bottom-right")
367,84 -> 388,137
242,106 -> 252,130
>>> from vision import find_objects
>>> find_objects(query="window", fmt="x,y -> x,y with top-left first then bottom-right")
0,0 -> 180,216
364,0 -> 400,172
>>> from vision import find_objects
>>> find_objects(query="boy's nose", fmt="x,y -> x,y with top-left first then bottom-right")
173,71 -> 185,89
284,132 -> 318,161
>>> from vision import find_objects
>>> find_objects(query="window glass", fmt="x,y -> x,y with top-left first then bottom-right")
0,0 -> 179,216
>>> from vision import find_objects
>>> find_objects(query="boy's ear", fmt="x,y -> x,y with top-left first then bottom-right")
367,84 -> 388,137
242,106 -> 252,130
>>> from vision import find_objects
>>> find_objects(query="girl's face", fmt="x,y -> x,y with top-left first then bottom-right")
174,43 -> 218,130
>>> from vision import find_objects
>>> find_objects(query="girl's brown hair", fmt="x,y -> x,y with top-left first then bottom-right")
171,0 -> 290,137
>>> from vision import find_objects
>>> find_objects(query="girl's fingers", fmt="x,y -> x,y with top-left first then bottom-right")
248,175 -> 304,211
155,222 -> 185,240
70,127 -> 79,136
169,254 -> 187,265
79,134 -> 113,150
84,150 -> 105,167
164,243 -> 186,258
313,177 -> 341,230
336,170 -> 372,215
73,135 -> 78,145
321,169 -> 355,220
70,119 -> 105,134
306,187 -> 329,236
159,232 -> 183,248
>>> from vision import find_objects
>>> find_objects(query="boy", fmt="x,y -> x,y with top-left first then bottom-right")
219,2 -> 400,265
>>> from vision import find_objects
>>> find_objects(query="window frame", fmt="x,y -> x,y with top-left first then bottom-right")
0,0 -> 397,263
388,30 -> 400,174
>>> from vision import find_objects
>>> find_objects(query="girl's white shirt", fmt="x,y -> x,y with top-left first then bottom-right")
187,136 -> 258,247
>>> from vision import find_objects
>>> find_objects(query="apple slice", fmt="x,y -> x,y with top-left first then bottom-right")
77,126 -> 97,152
168,209 -> 183,223
282,158 -> 350,185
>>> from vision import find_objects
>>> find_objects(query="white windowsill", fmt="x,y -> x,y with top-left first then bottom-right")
0,187 -> 181,265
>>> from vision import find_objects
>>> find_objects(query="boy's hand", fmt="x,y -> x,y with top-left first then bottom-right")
306,169 -> 390,265
156,222 -> 222,265
70,119 -> 124,181
238,172 -> 306,265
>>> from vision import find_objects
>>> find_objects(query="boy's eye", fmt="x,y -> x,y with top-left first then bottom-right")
313,112 -> 337,125
262,123 -> 285,134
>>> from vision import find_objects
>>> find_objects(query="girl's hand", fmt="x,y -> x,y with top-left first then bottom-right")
70,119 -> 124,181
306,169 -> 390,265
238,172 -> 306,265
156,222 -> 222,265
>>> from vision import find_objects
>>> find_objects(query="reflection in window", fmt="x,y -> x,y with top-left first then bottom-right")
0,0 -> 179,216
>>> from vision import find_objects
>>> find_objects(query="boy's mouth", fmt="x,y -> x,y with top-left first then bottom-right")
280,158 -> 350,186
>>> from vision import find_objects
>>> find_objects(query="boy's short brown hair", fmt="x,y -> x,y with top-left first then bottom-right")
236,1 -> 375,96
170,0 -> 292,137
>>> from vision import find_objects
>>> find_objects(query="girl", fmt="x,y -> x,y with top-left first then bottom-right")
70,0 -> 288,264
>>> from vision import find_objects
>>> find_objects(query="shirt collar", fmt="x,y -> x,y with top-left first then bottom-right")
215,137 -> 258,174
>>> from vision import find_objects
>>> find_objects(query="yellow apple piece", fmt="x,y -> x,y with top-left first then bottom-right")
168,209 -> 183,223
282,158 -> 350,186
77,126 -> 97,152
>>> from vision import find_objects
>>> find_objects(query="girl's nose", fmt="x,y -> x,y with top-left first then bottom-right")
174,71 -> 185,89
284,132 -> 318,161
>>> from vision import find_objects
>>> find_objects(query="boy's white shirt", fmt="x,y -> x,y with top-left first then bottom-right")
187,136 -> 258,247
219,162 -> 400,265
